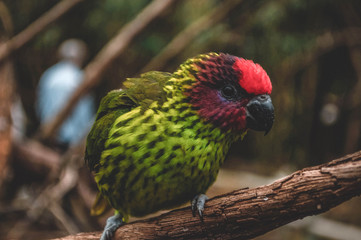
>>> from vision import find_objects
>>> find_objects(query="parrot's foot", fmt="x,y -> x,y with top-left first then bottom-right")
100,213 -> 123,240
191,194 -> 208,221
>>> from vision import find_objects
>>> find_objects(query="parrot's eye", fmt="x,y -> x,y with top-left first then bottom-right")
221,85 -> 237,100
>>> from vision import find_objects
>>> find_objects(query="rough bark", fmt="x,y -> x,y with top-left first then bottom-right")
54,150 -> 361,240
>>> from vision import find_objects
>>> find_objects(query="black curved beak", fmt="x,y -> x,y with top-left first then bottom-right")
246,94 -> 274,135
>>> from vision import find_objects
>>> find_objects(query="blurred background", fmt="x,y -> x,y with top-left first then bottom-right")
0,0 -> 361,239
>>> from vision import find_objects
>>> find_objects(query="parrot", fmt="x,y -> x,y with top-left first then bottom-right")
85,52 -> 274,240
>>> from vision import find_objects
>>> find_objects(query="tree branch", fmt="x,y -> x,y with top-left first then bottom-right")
0,0 -> 85,63
54,150 -> 361,240
0,2 -> 15,192
38,0 -> 176,141
0,48 -> 14,188
6,142 -> 85,239
140,0 -> 243,73
279,27 -> 361,80
12,138 -> 61,177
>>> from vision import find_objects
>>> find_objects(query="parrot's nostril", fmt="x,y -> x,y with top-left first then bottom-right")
258,94 -> 268,102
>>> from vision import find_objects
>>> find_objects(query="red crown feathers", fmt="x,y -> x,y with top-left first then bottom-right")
233,58 -> 272,95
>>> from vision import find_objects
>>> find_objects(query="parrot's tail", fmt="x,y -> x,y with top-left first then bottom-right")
91,192 -> 112,216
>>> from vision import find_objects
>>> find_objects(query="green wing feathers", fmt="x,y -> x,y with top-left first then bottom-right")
85,90 -> 134,171
123,71 -> 171,110
85,71 -> 172,215
85,71 -> 172,171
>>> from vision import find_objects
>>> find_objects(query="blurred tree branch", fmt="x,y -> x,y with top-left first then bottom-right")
279,27 -> 361,80
0,0 -> 85,63
37,0 -> 176,141
140,0 -> 244,73
0,51 -> 14,188
6,140 -> 86,239
0,2 -> 15,190
341,3 -> 361,153
56,150 -> 361,240
12,139 -> 61,178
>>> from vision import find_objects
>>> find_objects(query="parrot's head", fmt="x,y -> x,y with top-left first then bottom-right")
184,53 -> 274,135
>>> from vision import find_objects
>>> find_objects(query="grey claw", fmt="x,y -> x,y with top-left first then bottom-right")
191,194 -> 208,221
100,214 -> 123,240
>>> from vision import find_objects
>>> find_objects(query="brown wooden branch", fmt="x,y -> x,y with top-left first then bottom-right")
0,0 -> 85,63
38,0 -> 176,141
12,138 -> 61,178
0,47 -> 14,188
0,3 -> 15,192
54,150 -> 361,240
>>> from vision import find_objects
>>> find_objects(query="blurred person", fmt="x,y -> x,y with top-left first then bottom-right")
36,39 -> 95,150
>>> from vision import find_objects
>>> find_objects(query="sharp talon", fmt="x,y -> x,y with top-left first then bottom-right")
191,194 -> 208,221
191,196 -> 198,217
100,213 -> 123,240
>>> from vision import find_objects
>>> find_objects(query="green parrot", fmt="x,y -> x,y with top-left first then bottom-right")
85,53 -> 274,240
